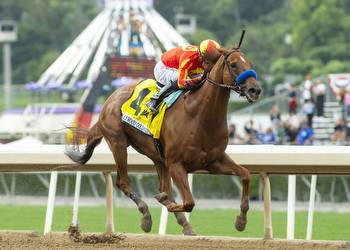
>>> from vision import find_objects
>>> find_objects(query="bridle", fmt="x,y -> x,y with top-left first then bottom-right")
205,30 -> 248,96
193,30 -> 257,98
206,49 -> 247,95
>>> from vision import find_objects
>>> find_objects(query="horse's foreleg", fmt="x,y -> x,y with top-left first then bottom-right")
165,163 -> 195,213
154,164 -> 195,235
208,154 -> 250,232
110,142 -> 152,233
154,164 -> 172,206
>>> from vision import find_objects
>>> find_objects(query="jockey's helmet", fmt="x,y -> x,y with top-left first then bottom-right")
199,39 -> 220,58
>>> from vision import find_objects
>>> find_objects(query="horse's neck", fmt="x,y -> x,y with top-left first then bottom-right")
190,57 -> 230,130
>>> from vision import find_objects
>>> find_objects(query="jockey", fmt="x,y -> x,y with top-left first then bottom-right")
146,39 -> 221,113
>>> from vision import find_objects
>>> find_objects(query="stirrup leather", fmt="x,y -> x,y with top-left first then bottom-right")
146,99 -> 159,113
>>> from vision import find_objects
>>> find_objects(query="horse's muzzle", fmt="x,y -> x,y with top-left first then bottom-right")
246,87 -> 262,102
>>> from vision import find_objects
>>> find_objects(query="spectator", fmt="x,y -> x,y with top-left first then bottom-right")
116,14 -> 125,33
288,112 -> 300,128
312,79 -> 326,117
303,99 -> 315,128
228,123 -> 243,144
259,127 -> 277,144
284,121 -> 298,144
275,121 -> 287,144
283,113 -> 300,144
228,124 -> 236,140
245,131 -> 261,144
244,120 -> 261,144
244,120 -> 259,139
288,93 -> 298,115
302,73 -> 313,102
297,121 -> 314,145
287,83 -> 297,98
345,120 -> 350,140
270,105 -> 281,127
338,87 -> 346,107
343,89 -> 350,118
332,118 -> 346,145
129,9 -> 143,44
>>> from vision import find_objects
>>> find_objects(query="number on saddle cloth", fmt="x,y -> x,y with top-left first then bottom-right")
130,88 -> 151,115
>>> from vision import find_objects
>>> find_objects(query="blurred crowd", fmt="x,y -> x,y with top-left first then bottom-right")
109,7 -> 152,57
228,74 -> 350,145
228,115 -> 315,146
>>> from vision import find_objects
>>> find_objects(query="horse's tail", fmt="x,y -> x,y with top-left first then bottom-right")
65,123 -> 103,165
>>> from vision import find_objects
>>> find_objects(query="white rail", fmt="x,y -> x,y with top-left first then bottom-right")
1,144 -> 350,239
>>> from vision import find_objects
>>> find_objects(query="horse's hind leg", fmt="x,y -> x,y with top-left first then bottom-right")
154,164 -> 195,235
108,139 -> 152,233
176,212 -> 195,235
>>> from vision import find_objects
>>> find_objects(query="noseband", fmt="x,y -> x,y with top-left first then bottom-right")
206,49 -> 257,96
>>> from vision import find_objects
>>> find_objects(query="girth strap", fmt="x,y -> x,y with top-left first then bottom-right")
154,139 -> 164,158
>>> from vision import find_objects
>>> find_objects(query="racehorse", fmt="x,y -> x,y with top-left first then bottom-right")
65,36 -> 262,235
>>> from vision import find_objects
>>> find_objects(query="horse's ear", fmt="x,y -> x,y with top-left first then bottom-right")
202,47 -> 226,71
206,47 -> 227,63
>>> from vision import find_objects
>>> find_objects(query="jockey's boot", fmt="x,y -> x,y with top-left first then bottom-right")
147,82 -> 174,114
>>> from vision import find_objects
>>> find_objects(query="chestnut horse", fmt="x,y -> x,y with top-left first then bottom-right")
66,44 -> 262,235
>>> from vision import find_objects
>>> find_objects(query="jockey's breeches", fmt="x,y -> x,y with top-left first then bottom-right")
154,61 -> 178,88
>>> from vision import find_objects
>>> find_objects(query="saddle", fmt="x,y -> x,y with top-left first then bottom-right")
121,79 -> 182,139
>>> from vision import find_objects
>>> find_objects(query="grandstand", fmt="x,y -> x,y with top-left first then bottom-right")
0,0 -> 188,143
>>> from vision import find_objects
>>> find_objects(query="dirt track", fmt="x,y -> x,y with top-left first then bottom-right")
0,232 -> 349,250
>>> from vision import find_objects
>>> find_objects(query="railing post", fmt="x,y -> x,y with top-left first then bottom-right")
287,175 -> 296,239
306,175 -> 317,240
44,171 -> 58,235
71,171 -> 82,228
185,174 -> 193,221
261,172 -> 273,239
104,172 -> 114,233
158,205 -> 169,235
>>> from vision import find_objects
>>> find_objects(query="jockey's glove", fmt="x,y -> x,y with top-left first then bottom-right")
185,77 -> 202,88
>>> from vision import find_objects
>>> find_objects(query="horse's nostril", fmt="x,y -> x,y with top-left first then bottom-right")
248,88 -> 262,96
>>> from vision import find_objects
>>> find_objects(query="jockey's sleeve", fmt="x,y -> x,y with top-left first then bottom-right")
177,58 -> 192,88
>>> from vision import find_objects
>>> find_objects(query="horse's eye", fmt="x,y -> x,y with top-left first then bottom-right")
231,62 -> 237,68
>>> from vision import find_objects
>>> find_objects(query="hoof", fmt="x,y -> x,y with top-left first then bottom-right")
140,214 -> 152,233
154,192 -> 168,204
235,215 -> 247,232
183,224 -> 196,236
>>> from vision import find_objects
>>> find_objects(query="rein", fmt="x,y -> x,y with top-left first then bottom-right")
207,74 -> 239,91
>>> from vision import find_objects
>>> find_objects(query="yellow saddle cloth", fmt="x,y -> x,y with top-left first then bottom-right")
121,79 -> 174,139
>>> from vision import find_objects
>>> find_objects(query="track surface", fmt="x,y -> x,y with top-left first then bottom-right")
0,232 -> 349,250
